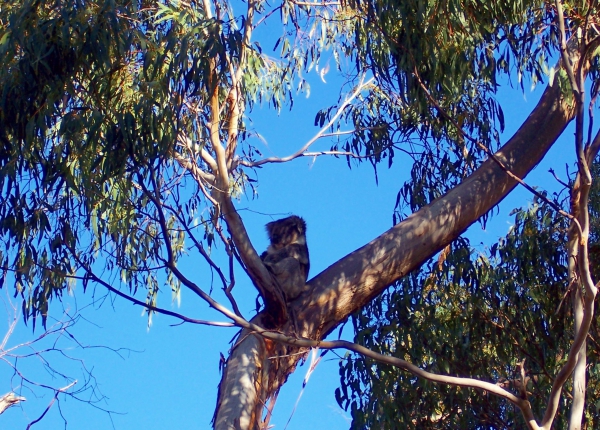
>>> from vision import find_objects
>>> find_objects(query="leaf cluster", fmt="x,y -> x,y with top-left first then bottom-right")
337,197 -> 600,428
315,1 -> 595,199
0,0 -> 284,326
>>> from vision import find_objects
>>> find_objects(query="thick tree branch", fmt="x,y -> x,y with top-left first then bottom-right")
299,49 -> 585,338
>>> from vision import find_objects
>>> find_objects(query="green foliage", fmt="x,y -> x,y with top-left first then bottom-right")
337,191 -> 600,428
0,0 -> 261,326
338,205 -> 567,427
322,0 -> 599,215
0,0 -> 361,327
330,0 -> 600,414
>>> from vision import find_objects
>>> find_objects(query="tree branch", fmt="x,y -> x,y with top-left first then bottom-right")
25,381 -> 77,430
240,76 -> 374,167
298,42 -> 587,338
0,392 -> 25,415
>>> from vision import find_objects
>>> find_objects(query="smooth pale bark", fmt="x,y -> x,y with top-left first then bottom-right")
299,76 -> 573,337
567,214 -> 585,430
213,328 -> 267,430
569,311 -> 586,430
0,393 -> 25,414
214,47 -> 590,427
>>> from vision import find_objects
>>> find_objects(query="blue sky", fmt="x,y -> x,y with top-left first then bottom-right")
0,55 -> 579,430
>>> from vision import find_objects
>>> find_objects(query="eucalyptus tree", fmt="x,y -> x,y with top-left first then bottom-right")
339,195 -> 600,429
0,1 -> 599,430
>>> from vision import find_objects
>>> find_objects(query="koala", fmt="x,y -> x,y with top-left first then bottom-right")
260,216 -> 310,301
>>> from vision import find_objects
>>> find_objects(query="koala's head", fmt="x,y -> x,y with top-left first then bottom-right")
265,216 -> 307,249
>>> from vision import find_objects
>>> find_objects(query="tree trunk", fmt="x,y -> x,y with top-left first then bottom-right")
214,56 -> 586,429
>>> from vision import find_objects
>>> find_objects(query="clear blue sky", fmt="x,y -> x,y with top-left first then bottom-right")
0,56 -> 578,430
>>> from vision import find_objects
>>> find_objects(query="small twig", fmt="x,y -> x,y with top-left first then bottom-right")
65,251 -> 234,327
242,75 -> 375,167
555,0 -> 579,93
26,381 -> 77,430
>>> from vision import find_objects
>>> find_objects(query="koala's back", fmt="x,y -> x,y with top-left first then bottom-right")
261,216 -> 310,300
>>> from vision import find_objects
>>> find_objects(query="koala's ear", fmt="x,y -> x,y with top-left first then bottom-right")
265,221 -> 275,238
295,216 -> 307,234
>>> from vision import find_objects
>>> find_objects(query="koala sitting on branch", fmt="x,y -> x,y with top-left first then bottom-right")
260,216 -> 310,301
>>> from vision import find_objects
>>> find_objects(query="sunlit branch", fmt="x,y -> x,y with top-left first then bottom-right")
408,61 -> 582,235
224,0 -> 255,170
542,248 -> 596,428
223,320 -> 541,429
241,75 -> 375,167
202,0 -> 214,19
555,0 -> 579,93
207,73 -> 226,222
540,71 -> 600,429
176,134 -> 218,176
372,13 -> 587,233
0,393 -> 25,415
0,298 -> 18,352
78,254 -> 541,430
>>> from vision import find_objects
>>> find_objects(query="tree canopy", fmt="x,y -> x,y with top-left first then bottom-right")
0,0 -> 599,429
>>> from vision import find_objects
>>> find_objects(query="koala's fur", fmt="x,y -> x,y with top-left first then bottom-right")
260,216 -> 310,300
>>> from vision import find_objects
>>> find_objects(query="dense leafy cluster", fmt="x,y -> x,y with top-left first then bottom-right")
0,0 -> 254,325
327,0 -> 555,194
338,201 -> 590,428
337,167 -> 600,429
335,1 -> 600,426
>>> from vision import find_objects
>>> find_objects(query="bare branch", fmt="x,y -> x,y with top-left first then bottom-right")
241,76 -> 375,167
69,270 -> 234,328
0,392 -> 26,415
25,381 -> 77,429
222,319 -> 542,429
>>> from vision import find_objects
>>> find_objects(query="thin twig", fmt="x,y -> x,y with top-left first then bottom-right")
25,381 -> 77,430
241,76 -> 375,167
